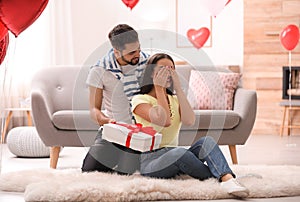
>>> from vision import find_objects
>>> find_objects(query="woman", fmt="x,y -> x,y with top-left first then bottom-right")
131,53 -> 249,198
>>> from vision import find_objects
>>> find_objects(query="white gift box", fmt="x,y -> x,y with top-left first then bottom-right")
102,123 -> 162,152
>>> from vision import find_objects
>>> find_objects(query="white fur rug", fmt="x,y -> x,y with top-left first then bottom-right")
0,165 -> 300,201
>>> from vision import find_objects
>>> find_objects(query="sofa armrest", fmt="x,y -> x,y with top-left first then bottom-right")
231,88 -> 257,143
31,88 -> 57,146
233,88 -> 257,118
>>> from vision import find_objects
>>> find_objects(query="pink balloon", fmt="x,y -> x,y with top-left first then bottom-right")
202,0 -> 227,17
187,27 -> 210,49
280,24 -> 299,51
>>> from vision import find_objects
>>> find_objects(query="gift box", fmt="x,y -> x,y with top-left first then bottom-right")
102,122 -> 162,152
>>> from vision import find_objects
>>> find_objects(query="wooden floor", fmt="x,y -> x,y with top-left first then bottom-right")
1,134 -> 300,201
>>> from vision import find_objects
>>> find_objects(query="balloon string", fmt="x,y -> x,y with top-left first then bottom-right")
289,50 -> 291,108
0,46 -> 9,166
1,35 -> 16,110
150,37 -> 153,54
0,48 -> 9,174
0,35 -> 17,174
0,38 -> 11,174
288,50 -> 292,138
9,37 -> 17,100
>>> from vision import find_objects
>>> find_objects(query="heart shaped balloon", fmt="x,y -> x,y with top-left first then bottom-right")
0,33 -> 9,65
225,0 -> 232,6
202,0 -> 227,17
0,20 -> 7,41
122,0 -> 139,10
187,27 -> 210,49
0,0 -> 49,37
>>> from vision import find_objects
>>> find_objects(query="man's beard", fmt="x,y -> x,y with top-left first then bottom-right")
121,55 -> 139,65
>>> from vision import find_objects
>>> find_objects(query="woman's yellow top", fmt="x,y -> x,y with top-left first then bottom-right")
131,94 -> 181,147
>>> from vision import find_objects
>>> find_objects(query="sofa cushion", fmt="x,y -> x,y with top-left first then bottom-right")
180,110 -> 240,130
52,110 -> 99,130
187,70 -> 240,110
52,110 -> 239,131
175,65 -> 235,95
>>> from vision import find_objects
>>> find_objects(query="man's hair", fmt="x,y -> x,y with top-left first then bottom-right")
108,24 -> 139,51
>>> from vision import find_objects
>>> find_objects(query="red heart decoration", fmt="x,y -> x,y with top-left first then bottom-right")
0,33 -> 9,65
187,27 -> 210,49
122,0 -> 139,10
0,0 -> 49,37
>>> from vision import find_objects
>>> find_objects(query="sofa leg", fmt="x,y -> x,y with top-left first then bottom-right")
50,146 -> 61,169
228,145 -> 238,164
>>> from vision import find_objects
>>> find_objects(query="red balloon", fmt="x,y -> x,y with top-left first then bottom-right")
122,0 -> 139,10
225,0 -> 231,6
187,27 -> 210,49
0,20 -> 7,41
0,33 -> 9,65
280,24 -> 300,51
0,0 -> 49,37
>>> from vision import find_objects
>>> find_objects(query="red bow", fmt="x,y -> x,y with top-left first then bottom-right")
112,122 -> 157,151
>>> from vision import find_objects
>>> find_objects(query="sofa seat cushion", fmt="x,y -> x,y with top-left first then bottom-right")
52,110 -> 239,131
52,110 -> 99,130
180,110 -> 240,130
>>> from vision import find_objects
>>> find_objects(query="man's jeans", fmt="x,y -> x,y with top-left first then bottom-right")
140,136 -> 235,181
82,129 -> 141,174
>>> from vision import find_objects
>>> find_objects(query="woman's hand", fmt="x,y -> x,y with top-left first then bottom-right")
169,68 -> 181,91
153,67 -> 170,88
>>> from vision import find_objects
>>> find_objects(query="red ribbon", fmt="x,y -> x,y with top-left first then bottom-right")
112,122 -> 157,151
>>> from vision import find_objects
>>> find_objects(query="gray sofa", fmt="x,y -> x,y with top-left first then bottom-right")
31,65 -> 257,168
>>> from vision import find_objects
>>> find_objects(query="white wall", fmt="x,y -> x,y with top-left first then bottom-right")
1,0 -> 243,74
0,0 -> 243,108
70,0 -> 243,67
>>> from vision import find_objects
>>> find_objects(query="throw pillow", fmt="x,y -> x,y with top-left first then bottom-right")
187,70 -> 241,110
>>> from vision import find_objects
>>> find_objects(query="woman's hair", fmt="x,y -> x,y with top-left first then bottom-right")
138,53 -> 175,95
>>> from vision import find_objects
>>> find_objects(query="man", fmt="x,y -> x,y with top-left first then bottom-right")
81,24 -> 149,174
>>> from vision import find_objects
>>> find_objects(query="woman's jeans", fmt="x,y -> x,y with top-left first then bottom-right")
140,136 -> 235,181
